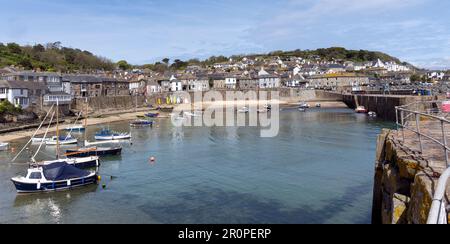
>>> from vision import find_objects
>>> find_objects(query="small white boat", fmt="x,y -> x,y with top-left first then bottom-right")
46,135 -> 78,145
316,103 -> 322,108
32,137 -> 50,143
238,107 -> 250,113
64,124 -> 85,132
0,142 -> 9,151
94,129 -> 131,141
355,106 -> 368,113
183,111 -> 202,118
368,111 -> 377,117
299,108 -> 306,112
299,102 -> 310,109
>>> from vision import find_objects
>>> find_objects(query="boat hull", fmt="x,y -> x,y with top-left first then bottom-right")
11,174 -> 98,194
46,139 -> 78,145
66,147 -> 122,158
94,135 -> 131,141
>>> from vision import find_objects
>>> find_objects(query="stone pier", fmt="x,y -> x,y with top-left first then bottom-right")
372,124 -> 450,224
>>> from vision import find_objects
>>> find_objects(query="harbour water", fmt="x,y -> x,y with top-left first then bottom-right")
0,108 -> 393,224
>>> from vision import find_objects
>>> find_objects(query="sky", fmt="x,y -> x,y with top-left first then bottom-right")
1,0 -> 449,69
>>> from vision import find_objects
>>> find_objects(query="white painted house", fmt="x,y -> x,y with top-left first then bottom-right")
0,80 -> 30,109
258,68 -> 280,89
225,76 -> 238,89
169,75 -> 183,92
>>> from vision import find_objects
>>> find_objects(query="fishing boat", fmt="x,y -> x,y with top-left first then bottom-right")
46,135 -> 78,145
238,107 -> 250,113
0,142 -> 9,151
145,113 -> 160,118
95,128 -> 131,141
11,162 -> 98,193
66,147 -> 122,158
130,120 -> 154,127
355,106 -> 368,113
64,124 -> 85,132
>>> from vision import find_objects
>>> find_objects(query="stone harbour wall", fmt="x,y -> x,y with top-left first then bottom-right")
372,129 -> 449,224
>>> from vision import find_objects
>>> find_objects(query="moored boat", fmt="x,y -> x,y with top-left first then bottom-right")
46,135 -> 78,145
95,128 -> 131,141
299,102 -> 310,109
0,142 -> 9,151
66,147 -> 122,158
145,113 -> 160,118
355,106 -> 368,113
11,162 -> 98,194
368,111 -> 377,117
130,120 -> 154,127
238,107 -> 250,113
64,124 -> 85,132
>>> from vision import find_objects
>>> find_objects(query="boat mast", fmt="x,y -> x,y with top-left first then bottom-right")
56,99 -> 60,159
84,98 -> 88,143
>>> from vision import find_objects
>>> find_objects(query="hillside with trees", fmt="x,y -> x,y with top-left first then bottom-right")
0,42 -> 115,72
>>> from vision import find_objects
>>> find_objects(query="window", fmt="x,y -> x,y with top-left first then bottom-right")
29,172 -> 42,180
20,89 -> 24,95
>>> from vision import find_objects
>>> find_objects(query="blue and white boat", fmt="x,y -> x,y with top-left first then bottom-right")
46,134 -> 78,145
64,124 -> 85,132
95,129 -> 131,141
11,162 -> 98,193
130,120 -> 154,127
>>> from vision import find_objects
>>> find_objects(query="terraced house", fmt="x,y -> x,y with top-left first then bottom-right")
63,75 -> 130,98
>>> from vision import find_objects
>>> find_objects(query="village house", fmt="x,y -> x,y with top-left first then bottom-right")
309,73 -> 370,93
209,74 -> 226,89
0,80 -> 30,109
238,76 -> 258,90
225,75 -> 238,90
3,71 -> 64,93
258,68 -> 280,89
63,75 -> 130,98
190,76 -> 210,92
146,80 -> 162,95
427,71 -> 446,80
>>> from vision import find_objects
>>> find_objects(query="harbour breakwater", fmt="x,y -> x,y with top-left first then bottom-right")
372,129 -> 450,224
342,93 -> 436,121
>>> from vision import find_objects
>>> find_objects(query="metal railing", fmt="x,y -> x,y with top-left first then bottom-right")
395,100 -> 449,224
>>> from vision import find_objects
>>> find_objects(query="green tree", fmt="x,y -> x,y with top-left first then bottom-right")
117,60 -> 132,71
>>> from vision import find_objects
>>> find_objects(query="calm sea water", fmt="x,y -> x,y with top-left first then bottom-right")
0,108 -> 392,224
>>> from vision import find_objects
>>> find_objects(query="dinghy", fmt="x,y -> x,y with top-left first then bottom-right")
238,107 -> 250,113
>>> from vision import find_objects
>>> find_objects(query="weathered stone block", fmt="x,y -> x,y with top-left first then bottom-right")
397,157 -> 423,180
408,174 -> 433,224
392,193 -> 410,224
